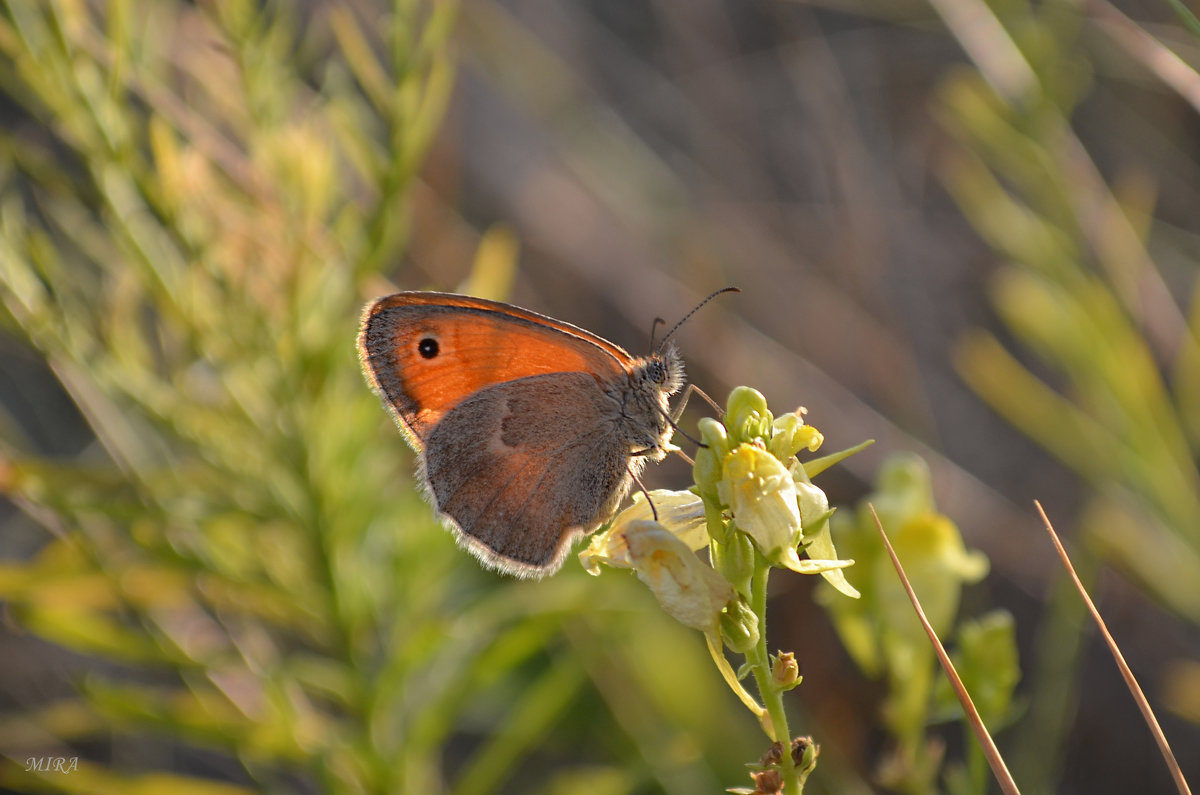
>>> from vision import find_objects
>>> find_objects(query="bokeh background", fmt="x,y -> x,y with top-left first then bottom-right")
1,0 -> 1199,793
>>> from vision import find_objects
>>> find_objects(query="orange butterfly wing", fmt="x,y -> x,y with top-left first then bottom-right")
357,292 -> 632,446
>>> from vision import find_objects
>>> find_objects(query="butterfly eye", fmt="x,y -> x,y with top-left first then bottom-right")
418,337 -> 440,359
647,360 -> 665,384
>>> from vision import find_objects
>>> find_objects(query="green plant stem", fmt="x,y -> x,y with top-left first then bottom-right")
747,560 -> 801,791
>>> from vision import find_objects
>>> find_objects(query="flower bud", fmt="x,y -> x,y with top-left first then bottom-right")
771,651 -> 801,690
719,528 -> 756,597
719,596 -> 760,654
759,742 -> 784,767
725,386 -> 773,445
791,736 -> 819,775
698,416 -> 732,458
694,417 -> 730,504
751,768 -> 783,794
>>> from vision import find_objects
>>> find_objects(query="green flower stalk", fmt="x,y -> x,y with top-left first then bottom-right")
583,386 -> 870,793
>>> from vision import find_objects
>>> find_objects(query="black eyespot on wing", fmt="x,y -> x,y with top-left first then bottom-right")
418,337 -> 439,359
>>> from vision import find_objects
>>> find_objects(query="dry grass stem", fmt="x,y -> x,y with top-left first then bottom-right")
868,504 -> 1021,795
1033,501 -> 1193,795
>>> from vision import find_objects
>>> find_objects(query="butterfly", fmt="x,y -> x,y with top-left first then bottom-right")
358,290 -> 730,577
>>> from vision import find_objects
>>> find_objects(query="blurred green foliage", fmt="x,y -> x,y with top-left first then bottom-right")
819,454 -> 1019,795
0,2 -> 754,793
933,0 -> 1200,789
938,0 -> 1200,627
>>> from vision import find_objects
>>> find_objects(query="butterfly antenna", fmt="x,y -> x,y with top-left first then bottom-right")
657,286 -> 740,352
648,317 -> 666,351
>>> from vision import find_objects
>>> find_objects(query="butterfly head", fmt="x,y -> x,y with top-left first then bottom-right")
642,343 -> 685,395
613,345 -> 685,459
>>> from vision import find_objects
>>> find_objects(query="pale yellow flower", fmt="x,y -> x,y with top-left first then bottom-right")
719,443 -> 853,577
579,490 -> 707,574
622,520 -> 734,632
718,443 -> 801,559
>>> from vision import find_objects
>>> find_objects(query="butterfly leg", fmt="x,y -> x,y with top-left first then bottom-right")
657,385 -> 704,450
659,383 -> 722,464
626,463 -> 659,521
671,383 -> 723,423
669,383 -> 692,423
